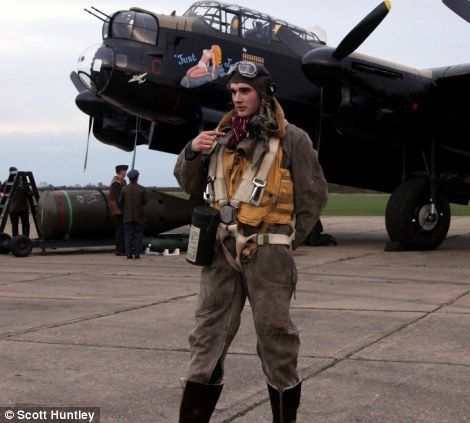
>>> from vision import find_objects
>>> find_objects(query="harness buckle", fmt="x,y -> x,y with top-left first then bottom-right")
257,234 -> 269,246
220,203 -> 238,225
250,178 -> 266,205
204,177 -> 215,203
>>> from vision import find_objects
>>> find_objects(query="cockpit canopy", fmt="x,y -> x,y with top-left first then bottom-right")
184,1 -> 322,46
103,10 -> 159,45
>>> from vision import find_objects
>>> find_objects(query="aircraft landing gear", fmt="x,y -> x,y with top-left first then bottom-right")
385,177 -> 450,251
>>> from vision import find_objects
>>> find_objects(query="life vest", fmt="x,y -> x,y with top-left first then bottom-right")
202,104 -> 295,272
209,140 -> 294,226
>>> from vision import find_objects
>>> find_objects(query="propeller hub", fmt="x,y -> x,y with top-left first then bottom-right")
301,47 -> 343,87
301,1 -> 392,87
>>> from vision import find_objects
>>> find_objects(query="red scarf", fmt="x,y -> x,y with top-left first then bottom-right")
227,116 -> 249,150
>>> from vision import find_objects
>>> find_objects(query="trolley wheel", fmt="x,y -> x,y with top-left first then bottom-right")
10,235 -> 33,257
0,233 -> 11,254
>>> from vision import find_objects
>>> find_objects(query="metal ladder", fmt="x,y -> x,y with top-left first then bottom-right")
0,171 -> 40,236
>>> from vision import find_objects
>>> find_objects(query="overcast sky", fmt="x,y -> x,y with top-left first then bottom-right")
0,0 -> 469,186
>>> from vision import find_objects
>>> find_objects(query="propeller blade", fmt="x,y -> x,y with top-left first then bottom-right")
443,0 -> 470,23
70,71 -> 88,92
84,116 -> 94,171
333,0 -> 391,60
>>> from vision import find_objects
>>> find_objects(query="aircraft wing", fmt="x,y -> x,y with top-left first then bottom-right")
434,63 -> 470,89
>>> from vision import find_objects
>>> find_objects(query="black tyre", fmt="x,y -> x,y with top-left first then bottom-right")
10,235 -> 33,257
385,177 -> 451,251
0,233 -> 11,254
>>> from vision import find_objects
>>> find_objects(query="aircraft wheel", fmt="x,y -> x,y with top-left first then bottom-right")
385,177 -> 450,251
10,235 -> 33,257
0,233 -> 11,254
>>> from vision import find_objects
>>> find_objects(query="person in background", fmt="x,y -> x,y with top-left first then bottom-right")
1,167 -> 31,237
119,169 -> 147,259
109,165 -> 128,256
0,166 -> 16,194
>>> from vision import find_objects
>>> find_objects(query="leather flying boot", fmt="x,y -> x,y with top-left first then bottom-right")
179,380 -> 223,422
267,380 -> 302,423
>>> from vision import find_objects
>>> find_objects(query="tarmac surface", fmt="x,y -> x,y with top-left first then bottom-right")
0,216 -> 469,422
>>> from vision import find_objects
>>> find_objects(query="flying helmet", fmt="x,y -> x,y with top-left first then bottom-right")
227,61 -> 276,98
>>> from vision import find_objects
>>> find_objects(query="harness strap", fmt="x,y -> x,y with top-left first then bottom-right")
256,233 -> 293,246
231,137 -> 280,207
217,222 -> 294,273
215,145 -> 228,206
205,144 -> 218,203
210,136 -> 280,208
217,224 -> 244,272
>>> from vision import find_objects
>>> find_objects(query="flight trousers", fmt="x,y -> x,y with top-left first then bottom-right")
124,221 -> 144,257
114,214 -> 125,254
10,211 -> 30,237
187,235 -> 301,390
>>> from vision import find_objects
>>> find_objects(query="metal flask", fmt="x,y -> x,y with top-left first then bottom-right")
37,189 -> 193,240
186,206 -> 220,266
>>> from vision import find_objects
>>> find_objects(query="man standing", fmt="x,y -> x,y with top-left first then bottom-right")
174,62 -> 328,422
119,169 -> 147,259
109,165 -> 128,256
1,167 -> 31,237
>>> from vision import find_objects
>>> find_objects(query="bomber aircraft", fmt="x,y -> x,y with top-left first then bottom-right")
71,0 -> 470,251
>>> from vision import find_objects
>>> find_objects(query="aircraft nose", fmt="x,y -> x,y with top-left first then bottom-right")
77,44 -> 114,93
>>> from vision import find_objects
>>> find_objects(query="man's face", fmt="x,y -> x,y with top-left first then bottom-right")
118,170 -> 127,178
230,82 -> 261,118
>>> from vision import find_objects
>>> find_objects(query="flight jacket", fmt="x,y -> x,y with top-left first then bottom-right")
174,112 -> 328,245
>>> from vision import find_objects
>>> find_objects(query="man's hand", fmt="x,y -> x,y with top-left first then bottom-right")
191,130 -> 225,153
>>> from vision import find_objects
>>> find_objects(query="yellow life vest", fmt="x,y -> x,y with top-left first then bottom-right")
211,145 -> 294,226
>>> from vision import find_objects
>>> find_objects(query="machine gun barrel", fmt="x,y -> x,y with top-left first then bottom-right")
91,6 -> 111,19
84,8 -> 106,22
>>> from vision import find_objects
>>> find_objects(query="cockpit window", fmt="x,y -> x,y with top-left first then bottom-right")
184,4 -> 240,35
133,13 -> 159,43
183,1 -> 320,46
272,23 -> 320,47
292,26 -> 319,46
196,6 -> 221,31
112,12 -> 133,39
223,11 -> 240,35
109,11 -> 158,45
242,13 -> 270,44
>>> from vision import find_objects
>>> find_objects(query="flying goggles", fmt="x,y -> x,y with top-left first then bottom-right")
227,61 -> 269,79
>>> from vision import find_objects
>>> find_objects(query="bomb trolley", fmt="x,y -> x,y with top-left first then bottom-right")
0,172 -> 190,257
0,172 -> 114,257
